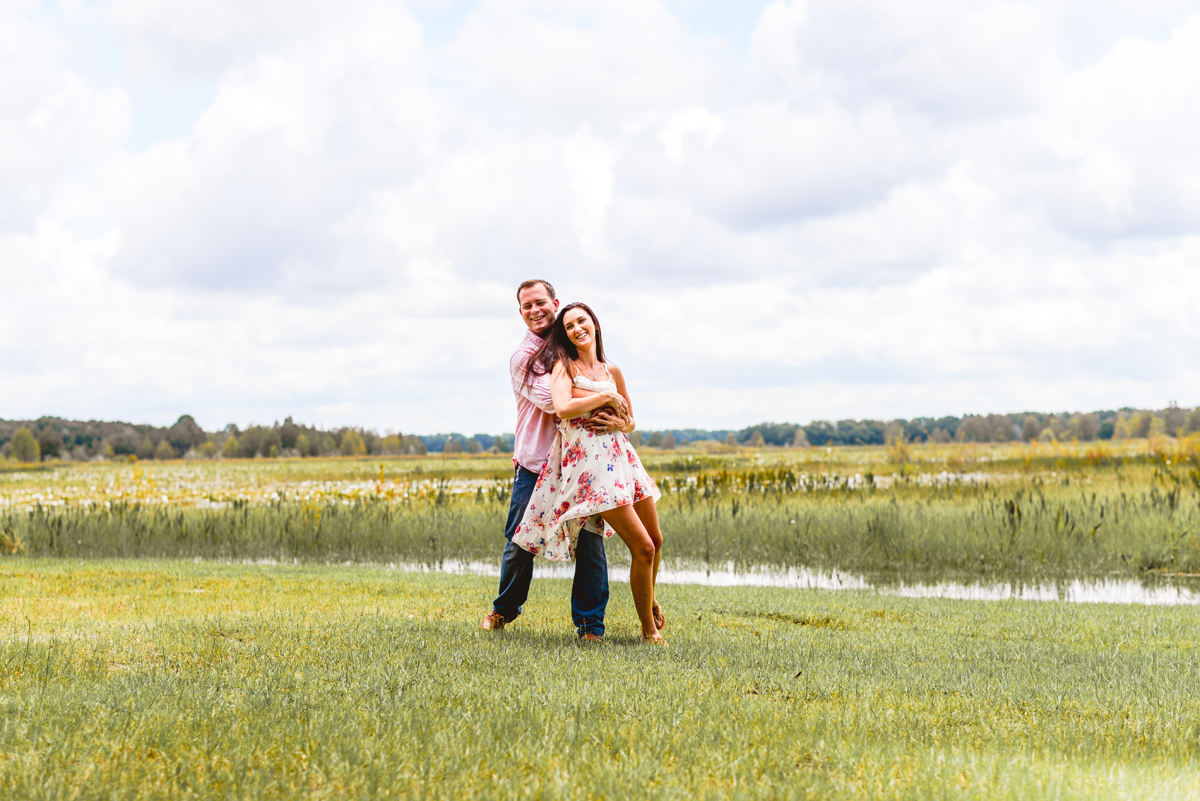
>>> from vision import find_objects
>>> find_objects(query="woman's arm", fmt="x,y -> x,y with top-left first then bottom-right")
607,364 -> 637,434
575,392 -> 632,433
551,360 -> 629,420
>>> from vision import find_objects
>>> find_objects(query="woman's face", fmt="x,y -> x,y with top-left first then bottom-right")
562,308 -> 595,350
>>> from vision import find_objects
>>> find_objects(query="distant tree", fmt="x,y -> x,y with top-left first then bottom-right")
661,432 -> 676,450
222,436 -> 240,458
261,429 -> 282,457
340,430 -> 367,456
37,428 -> 63,460
167,415 -> 206,453
1067,413 -> 1100,442
791,428 -> 809,448
1149,416 -> 1166,438
736,422 -> 802,446
1045,415 -> 1065,439
381,434 -> 402,455
1187,408 -> 1200,434
803,421 -> 835,446
99,440 -> 115,459
198,441 -> 218,459
279,417 -> 300,449
295,432 -> 312,457
464,437 -> 483,454
444,437 -> 464,454
929,427 -> 951,444
724,432 -> 737,447
137,437 -> 155,460
1038,427 -> 1056,443
237,427 -> 264,458
154,440 -> 178,460
320,435 -> 338,455
10,428 -> 40,463
1163,404 -> 1186,437
884,420 -> 905,445
629,431 -> 644,447
957,415 -> 1012,443
1133,412 -> 1154,439
748,430 -> 766,448
647,432 -> 663,448
1021,416 -> 1041,442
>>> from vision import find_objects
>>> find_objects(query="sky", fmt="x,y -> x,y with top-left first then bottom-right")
3,0 -> 1200,436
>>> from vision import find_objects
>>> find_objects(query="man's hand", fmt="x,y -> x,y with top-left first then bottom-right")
582,408 -> 625,434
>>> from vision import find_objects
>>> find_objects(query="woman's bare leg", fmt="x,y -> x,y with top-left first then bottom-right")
599,503 -> 663,642
633,497 -> 663,581
632,498 -> 664,625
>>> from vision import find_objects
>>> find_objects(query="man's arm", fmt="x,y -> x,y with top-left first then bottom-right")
511,351 -> 556,414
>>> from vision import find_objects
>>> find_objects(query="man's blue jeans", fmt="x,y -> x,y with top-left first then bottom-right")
492,465 -> 609,637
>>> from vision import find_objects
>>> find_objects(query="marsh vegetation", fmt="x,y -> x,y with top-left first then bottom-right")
4,439 -> 1199,583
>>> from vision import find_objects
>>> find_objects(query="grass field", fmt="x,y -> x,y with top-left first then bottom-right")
3,443 -> 1199,798
2,560 -> 1198,799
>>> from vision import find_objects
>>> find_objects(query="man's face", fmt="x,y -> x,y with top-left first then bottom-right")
518,284 -> 559,334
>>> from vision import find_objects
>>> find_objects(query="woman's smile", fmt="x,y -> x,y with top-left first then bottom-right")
562,309 -> 594,348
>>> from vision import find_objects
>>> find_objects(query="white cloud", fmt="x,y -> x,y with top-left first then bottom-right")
1,0 -> 1199,434
443,0 -> 724,126
103,2 -> 432,291
752,0 -> 1061,121
0,4 -> 129,231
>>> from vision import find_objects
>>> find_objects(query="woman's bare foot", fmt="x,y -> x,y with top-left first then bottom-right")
640,632 -> 667,646
652,601 -> 665,630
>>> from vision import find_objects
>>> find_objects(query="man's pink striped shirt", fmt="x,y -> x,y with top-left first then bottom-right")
510,330 -> 556,473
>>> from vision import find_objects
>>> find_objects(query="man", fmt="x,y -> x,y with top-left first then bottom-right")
480,279 -> 618,641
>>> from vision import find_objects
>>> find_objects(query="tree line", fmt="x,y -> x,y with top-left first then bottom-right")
633,405 -> 1200,449
2,405 -> 1198,463
0,416 -> 437,463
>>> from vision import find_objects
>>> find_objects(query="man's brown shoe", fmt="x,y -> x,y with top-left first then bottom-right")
579,632 -> 602,643
480,612 -> 507,631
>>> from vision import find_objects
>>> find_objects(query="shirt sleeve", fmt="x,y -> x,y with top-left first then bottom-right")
511,350 -> 557,414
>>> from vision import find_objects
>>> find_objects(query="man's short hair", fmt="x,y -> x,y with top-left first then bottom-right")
516,279 -> 556,302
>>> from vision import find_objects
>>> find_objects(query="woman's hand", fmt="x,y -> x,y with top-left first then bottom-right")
599,391 -> 629,417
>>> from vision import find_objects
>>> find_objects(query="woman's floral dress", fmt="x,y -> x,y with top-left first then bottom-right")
512,373 -> 660,562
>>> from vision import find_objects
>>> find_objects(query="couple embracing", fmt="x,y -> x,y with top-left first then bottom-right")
480,279 -> 667,645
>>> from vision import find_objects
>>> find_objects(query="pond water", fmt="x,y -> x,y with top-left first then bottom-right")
395,560 -> 1200,606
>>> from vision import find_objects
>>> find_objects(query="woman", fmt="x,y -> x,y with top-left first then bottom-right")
511,303 -> 667,645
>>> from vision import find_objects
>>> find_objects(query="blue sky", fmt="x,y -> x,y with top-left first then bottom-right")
2,0 -> 1200,434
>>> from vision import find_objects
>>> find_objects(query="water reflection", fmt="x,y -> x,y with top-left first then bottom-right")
400,559 -> 1200,606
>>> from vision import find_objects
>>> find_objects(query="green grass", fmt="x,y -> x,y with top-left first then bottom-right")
2,560 -> 1199,799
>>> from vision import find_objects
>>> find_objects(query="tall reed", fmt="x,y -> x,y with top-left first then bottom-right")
6,463 -> 1199,581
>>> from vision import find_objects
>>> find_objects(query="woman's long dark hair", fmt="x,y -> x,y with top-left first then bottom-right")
522,302 -> 606,386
